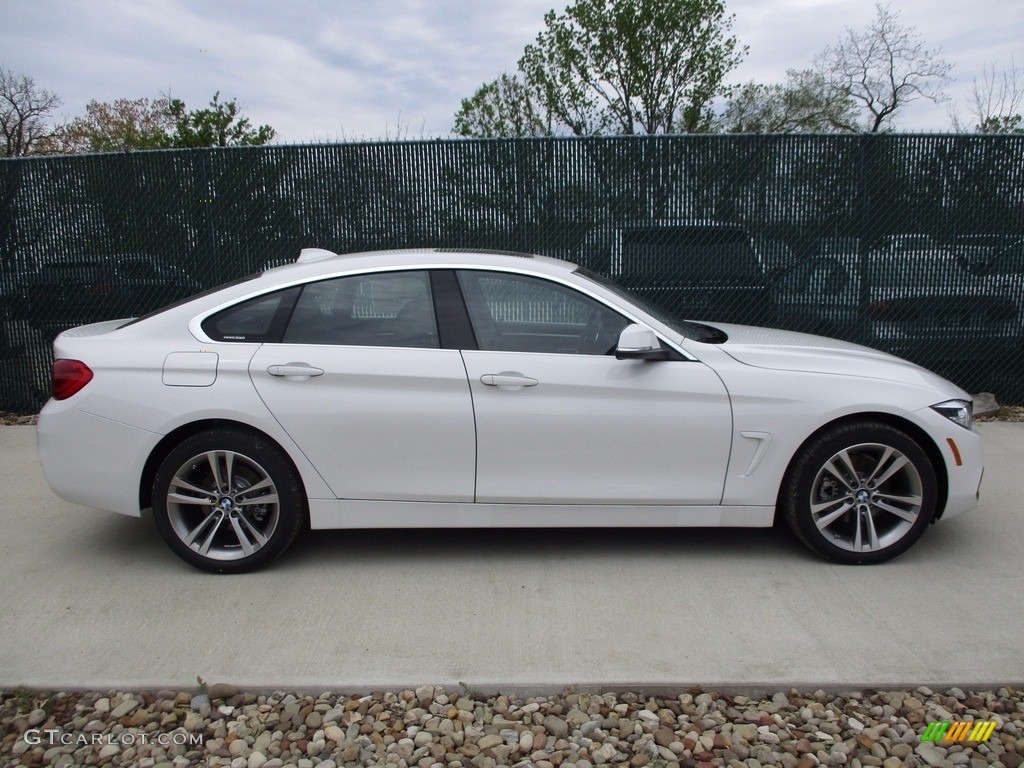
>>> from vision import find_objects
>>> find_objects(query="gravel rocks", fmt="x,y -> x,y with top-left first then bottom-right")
2,686 -> 1021,767
976,405 -> 1024,422
0,411 -> 37,426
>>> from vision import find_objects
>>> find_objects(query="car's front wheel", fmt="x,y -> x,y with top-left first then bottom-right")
152,429 -> 306,573
782,422 -> 938,564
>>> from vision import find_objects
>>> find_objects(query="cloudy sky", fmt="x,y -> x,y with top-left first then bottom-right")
4,0 -> 1022,143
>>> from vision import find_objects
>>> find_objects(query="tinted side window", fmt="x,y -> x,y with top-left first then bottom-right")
283,270 -> 438,348
457,270 -> 628,355
202,287 -> 299,342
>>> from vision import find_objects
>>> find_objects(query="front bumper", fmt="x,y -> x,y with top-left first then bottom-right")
926,416 -> 984,521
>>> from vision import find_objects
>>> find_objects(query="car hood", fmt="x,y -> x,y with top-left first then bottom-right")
708,323 -> 966,392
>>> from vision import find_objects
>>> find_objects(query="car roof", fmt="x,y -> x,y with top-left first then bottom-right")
170,248 -> 584,314
261,247 -> 579,281
115,248 -> 584,334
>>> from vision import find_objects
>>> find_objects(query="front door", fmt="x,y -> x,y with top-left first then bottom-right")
456,270 -> 732,505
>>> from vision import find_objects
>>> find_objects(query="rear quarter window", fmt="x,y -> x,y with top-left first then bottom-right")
202,287 -> 299,342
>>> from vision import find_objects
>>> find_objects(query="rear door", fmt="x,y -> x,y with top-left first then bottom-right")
246,270 -> 476,502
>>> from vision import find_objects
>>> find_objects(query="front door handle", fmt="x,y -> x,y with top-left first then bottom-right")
267,363 -> 325,380
481,372 -> 539,389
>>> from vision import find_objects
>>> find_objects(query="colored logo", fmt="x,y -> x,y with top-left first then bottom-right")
921,721 -> 997,743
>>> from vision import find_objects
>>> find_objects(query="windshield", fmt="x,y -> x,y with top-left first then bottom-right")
574,267 -> 728,343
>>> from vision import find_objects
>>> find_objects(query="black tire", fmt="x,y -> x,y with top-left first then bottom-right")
782,421 -> 937,564
152,428 -> 306,573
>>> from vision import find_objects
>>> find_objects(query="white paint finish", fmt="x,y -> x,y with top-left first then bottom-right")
36,401 -> 156,517
716,322 -> 960,389
296,247 -> 340,264
36,250 -> 982,558
44,330 -> 338,504
161,351 -> 218,387
682,336 -> 982,512
910,405 -> 984,520
738,432 -> 772,477
462,350 -> 732,504
249,344 -> 476,502
309,500 -> 775,529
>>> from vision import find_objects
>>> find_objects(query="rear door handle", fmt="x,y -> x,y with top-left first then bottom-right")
267,363 -> 325,380
481,372 -> 538,389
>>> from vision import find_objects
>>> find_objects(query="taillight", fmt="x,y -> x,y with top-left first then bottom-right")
52,359 -> 94,400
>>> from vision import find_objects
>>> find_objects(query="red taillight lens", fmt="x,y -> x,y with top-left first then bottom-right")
52,359 -> 94,400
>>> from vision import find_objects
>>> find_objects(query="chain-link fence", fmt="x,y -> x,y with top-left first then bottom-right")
2,134 -> 1023,412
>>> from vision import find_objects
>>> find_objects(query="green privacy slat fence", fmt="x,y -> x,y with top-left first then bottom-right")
1,134 -> 1023,412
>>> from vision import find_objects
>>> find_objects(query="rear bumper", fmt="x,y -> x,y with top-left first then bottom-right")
37,400 -> 158,517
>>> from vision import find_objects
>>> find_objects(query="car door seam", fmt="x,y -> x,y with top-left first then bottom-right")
458,350 -> 480,503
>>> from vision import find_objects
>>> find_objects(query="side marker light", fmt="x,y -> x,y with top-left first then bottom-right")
946,438 -> 963,467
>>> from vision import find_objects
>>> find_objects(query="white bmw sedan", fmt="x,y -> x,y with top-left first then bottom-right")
38,249 -> 983,573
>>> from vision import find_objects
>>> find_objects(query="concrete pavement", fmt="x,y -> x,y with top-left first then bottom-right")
1,422 -> 1022,693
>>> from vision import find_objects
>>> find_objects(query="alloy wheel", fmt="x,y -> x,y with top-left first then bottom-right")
809,442 -> 924,554
165,449 -> 281,562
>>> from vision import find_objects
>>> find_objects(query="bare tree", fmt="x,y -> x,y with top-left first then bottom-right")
0,65 -> 61,156
951,60 -> 1023,133
818,4 -> 952,133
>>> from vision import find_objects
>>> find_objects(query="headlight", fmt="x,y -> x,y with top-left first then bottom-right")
932,399 -> 973,430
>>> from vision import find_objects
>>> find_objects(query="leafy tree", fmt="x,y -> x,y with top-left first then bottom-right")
716,69 -> 858,132
0,65 -> 61,156
453,73 -> 554,138
979,114 -> 1024,134
454,0 -> 746,137
44,97 -> 173,153
818,4 -> 951,133
164,92 -> 275,148
39,92 -> 276,153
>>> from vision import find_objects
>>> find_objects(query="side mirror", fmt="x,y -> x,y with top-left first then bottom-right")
615,324 -> 669,360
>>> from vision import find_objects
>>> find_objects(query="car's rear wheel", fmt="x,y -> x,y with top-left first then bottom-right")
782,422 -> 937,564
152,429 -> 306,573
